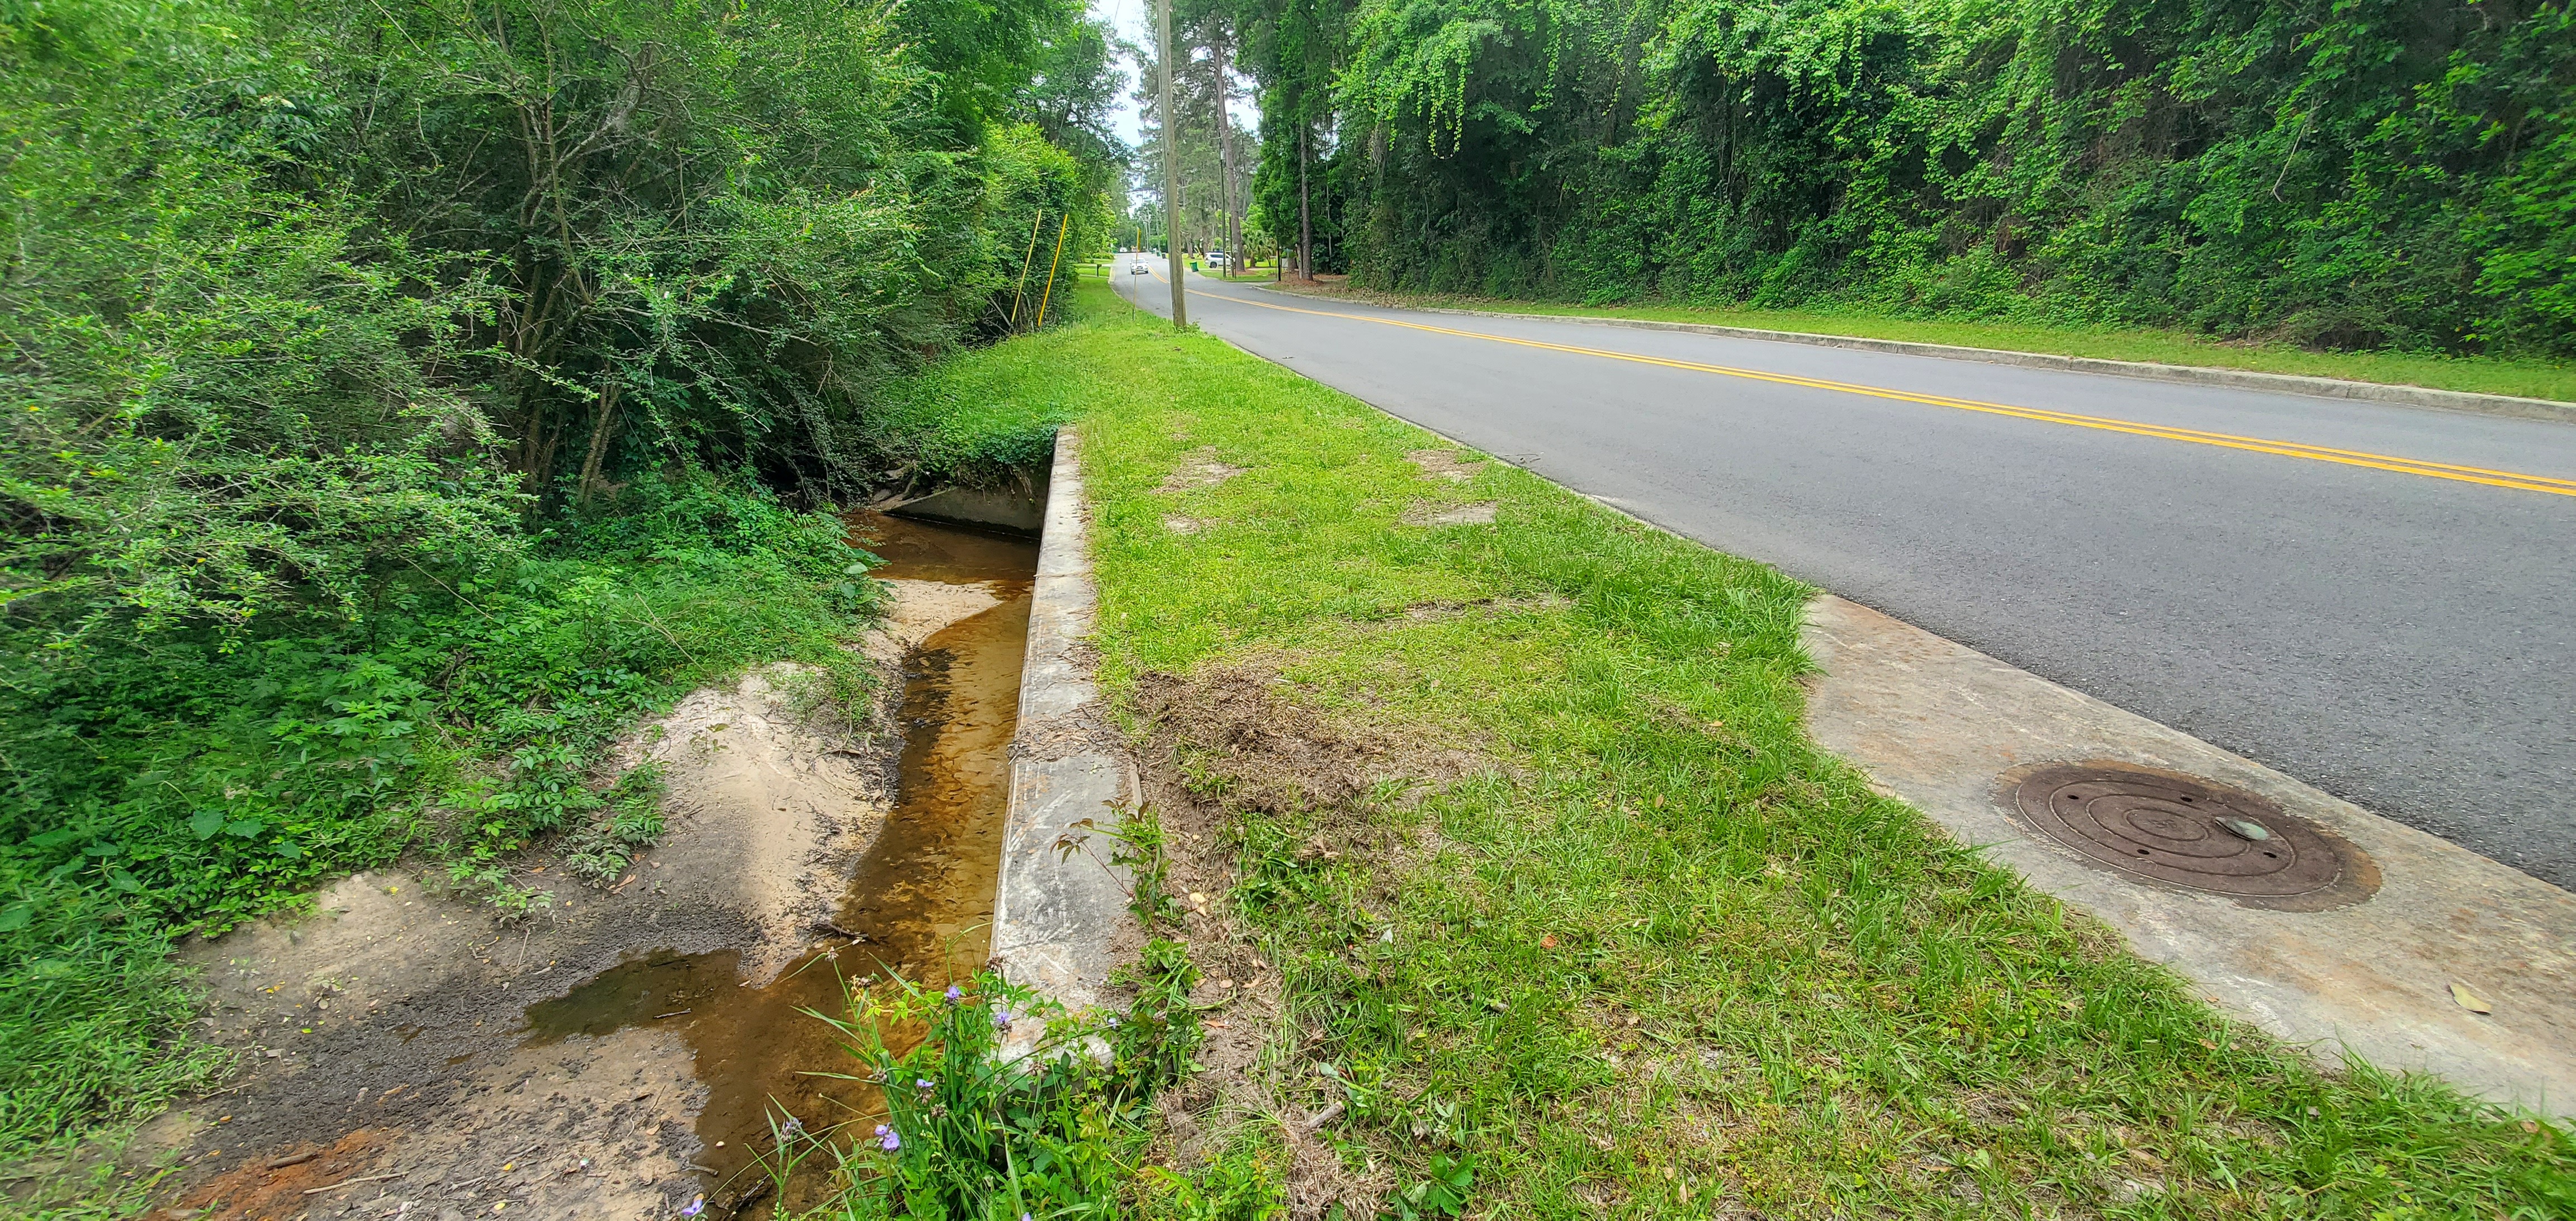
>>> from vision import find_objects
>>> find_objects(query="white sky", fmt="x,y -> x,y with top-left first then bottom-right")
1090,0 -> 1149,151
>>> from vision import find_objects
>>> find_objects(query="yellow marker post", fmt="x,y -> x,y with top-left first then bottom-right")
1007,210 -> 1043,330
1033,213 -> 1071,329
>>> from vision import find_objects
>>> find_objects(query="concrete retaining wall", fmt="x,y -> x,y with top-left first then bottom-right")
988,427 -> 1133,1052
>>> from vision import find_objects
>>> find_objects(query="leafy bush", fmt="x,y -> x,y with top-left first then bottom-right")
1247,0 -> 2576,356
0,0 -> 1123,1162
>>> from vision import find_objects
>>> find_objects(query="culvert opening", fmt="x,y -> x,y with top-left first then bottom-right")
2001,761 -> 2377,911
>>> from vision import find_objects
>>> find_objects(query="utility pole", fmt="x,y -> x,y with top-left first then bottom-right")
1298,120 -> 1313,281
1157,0 -> 1187,328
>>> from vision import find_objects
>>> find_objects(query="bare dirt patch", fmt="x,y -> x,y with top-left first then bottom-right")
1164,515 -> 1204,535
1123,666 -> 1486,1220
1403,449 -> 1483,484
1131,667 -> 1480,817
1155,447 -> 1247,494
1398,594 -> 1570,622
1400,501 -> 1497,527
126,575 -> 1009,1218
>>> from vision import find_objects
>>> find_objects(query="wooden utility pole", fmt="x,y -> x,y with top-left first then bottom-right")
1298,121 -> 1313,280
1157,0 -> 1187,326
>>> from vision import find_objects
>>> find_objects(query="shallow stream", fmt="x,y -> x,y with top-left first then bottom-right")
521,512 -> 1037,1210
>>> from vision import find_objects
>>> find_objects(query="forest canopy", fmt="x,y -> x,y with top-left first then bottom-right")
1232,0 -> 2576,356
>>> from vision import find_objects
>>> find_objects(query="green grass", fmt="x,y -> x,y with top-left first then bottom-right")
1276,283 -> 2576,404
996,282 -> 2572,1218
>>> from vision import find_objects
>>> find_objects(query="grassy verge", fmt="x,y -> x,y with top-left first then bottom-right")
989,281 -> 2569,1217
1273,282 -> 2576,404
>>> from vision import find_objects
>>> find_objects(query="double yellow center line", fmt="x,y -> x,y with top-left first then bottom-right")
1161,278 -> 2576,499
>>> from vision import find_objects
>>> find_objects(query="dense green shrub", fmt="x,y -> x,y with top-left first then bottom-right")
1240,0 -> 2576,355
0,0 -> 1120,1161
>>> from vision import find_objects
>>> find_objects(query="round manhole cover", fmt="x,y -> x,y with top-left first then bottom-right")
2004,763 -> 2373,908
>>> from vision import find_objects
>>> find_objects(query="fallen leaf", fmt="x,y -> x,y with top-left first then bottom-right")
2450,982 -> 2493,1014
1539,934 -> 1558,950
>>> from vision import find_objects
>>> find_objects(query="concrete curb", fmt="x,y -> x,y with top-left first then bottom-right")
1804,595 -> 2576,1117
1261,287 -> 2576,424
989,427 -> 1134,1054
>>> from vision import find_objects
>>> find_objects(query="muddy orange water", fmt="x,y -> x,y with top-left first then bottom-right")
523,512 -> 1036,1210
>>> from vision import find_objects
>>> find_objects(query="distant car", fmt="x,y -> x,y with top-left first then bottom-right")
1207,251 -> 1232,268
1130,261 -> 1147,275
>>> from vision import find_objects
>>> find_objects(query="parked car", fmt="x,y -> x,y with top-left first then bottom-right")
1207,250 -> 1232,268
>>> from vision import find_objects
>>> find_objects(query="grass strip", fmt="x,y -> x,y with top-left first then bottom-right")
1272,282 -> 2576,405
1005,281 -> 2570,1218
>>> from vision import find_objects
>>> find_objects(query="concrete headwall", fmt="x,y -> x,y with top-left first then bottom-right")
988,428 -> 1134,1052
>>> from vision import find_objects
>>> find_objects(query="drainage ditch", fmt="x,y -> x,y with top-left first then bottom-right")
523,510 -> 1039,1212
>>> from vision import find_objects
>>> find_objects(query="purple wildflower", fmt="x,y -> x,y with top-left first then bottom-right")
875,1123 -> 902,1152
992,1007 -> 1014,1030
943,985 -> 962,1004
915,1078 -> 934,1093
679,1196 -> 706,1218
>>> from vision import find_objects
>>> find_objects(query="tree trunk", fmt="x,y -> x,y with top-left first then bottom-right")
1213,34 -> 1237,262
1157,0 -> 1187,327
576,382 -> 623,506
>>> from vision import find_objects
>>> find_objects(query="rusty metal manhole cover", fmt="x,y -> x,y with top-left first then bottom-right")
2005,762 -> 2371,907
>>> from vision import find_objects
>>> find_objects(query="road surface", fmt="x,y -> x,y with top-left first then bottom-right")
1113,268 -> 2576,891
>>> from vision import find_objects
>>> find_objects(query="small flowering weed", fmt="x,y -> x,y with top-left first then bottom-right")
806,962 -> 1201,1219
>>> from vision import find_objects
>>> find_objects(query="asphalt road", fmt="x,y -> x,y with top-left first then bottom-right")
1113,266 -> 2576,891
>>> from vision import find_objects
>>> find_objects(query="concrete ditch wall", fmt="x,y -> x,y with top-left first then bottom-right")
886,472 -> 1052,534
988,427 -> 1134,1053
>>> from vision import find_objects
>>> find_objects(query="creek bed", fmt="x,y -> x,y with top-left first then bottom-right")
521,511 -> 1038,1210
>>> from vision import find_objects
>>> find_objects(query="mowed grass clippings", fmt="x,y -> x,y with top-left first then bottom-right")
1018,283 -> 2572,1219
